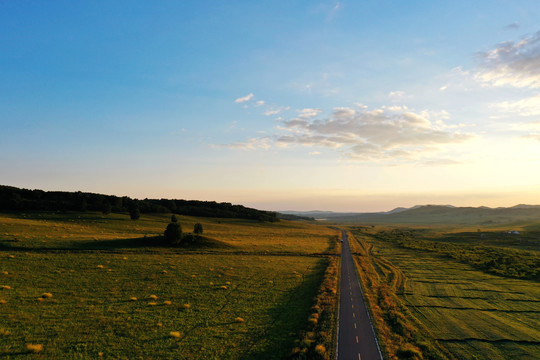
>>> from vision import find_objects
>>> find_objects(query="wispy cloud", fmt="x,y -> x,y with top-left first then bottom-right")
234,93 -> 254,103
264,106 -> 290,116
522,134 -> 540,141
503,22 -> 520,31
297,108 -> 322,119
388,90 -> 405,100
327,1 -> 342,22
490,94 -> 540,116
222,137 -> 272,150
475,31 -> 540,88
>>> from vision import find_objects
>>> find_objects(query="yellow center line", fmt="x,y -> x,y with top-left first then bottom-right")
358,353 -> 362,360
356,336 -> 359,343
354,322 -> 357,328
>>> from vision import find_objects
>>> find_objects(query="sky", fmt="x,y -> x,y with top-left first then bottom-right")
1,1 -> 540,212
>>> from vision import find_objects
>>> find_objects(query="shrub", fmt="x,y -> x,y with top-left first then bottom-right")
164,222 -> 182,245
193,223 -> 203,237
396,344 -> 422,359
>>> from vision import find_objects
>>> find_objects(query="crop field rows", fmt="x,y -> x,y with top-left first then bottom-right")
363,235 -> 540,360
0,213 -> 339,359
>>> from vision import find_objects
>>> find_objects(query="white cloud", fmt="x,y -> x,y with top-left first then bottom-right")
333,107 -> 355,118
388,91 -> 405,100
385,105 -> 409,112
234,93 -> 254,103
504,121 -> 540,141
265,109 -> 281,116
225,105 -> 473,163
522,134 -> 540,141
491,94 -> 540,116
264,106 -> 290,116
222,137 -> 271,150
475,31 -> 540,88
255,100 -> 265,106
354,103 -> 369,109
297,108 -> 322,119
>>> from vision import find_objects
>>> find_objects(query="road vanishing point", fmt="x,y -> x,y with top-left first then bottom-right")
337,229 -> 383,360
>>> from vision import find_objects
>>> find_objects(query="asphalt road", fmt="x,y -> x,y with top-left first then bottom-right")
337,229 -> 383,360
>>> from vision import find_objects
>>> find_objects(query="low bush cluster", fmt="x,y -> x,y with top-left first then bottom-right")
290,257 -> 339,360
164,220 -> 204,247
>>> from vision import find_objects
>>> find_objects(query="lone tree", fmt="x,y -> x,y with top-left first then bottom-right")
165,222 -> 182,245
171,214 -> 178,223
193,223 -> 203,238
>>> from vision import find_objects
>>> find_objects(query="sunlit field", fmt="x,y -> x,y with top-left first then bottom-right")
0,212 -> 339,359
0,212 -> 337,254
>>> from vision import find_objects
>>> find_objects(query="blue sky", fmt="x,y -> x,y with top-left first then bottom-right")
2,1 -> 540,211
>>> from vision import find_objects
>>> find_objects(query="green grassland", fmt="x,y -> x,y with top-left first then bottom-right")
0,212 -> 339,359
0,212 -> 337,254
351,226 -> 540,360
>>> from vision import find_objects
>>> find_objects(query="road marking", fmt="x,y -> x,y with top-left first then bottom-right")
353,313 -> 355,318
358,354 -> 362,360
354,322 -> 357,328
352,304 -> 354,309
356,336 -> 359,343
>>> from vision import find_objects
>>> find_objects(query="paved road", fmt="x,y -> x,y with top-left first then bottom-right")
337,229 -> 383,360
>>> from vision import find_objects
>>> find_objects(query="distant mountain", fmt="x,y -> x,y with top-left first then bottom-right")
283,204 -> 540,225
508,204 -> 540,209
280,210 -> 359,219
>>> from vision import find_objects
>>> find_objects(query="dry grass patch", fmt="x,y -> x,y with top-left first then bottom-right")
25,344 -> 43,353
290,257 -> 339,360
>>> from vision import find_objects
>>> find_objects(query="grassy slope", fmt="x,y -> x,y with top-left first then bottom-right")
0,212 -> 335,254
351,226 -> 540,360
0,212 -> 339,359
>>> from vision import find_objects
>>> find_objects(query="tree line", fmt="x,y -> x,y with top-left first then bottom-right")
0,185 -> 278,222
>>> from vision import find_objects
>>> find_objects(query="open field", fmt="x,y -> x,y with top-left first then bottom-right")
0,212 -> 340,359
0,212 -> 337,255
350,226 -> 540,360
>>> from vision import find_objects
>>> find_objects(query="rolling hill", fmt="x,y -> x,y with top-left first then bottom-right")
283,204 -> 540,225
